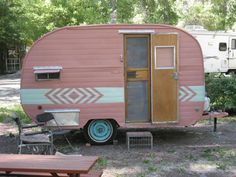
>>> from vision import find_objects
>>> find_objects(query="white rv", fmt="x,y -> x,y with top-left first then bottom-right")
186,26 -> 236,73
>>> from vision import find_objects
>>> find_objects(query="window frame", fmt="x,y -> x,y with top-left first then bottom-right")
219,42 -> 227,51
33,66 -> 62,81
231,39 -> 236,50
154,45 -> 176,70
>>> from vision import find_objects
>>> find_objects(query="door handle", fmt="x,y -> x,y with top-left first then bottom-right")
172,72 -> 179,80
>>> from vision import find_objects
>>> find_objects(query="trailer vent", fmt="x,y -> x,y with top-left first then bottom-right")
33,66 -> 62,81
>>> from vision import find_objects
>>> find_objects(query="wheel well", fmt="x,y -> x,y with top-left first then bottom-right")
83,118 -> 119,144
83,119 -> 119,129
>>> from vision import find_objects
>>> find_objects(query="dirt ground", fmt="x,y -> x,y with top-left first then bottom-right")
0,73 -> 236,177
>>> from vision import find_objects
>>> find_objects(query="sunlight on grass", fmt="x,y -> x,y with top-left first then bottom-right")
0,104 -> 30,123
189,161 -> 217,172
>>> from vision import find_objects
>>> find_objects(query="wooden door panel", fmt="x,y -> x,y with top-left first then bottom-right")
152,34 -> 178,123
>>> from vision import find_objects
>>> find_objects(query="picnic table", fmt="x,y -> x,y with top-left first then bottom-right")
202,111 -> 228,132
0,154 -> 99,177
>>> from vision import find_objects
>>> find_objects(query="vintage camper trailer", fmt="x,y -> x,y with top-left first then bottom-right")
186,27 -> 236,73
21,24 -> 207,144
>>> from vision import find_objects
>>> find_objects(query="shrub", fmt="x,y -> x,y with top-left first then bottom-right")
205,73 -> 236,111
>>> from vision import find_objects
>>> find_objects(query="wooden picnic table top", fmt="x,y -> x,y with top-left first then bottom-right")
0,154 -> 98,176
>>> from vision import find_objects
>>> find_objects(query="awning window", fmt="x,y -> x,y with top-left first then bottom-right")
33,66 -> 62,81
34,69 -> 61,74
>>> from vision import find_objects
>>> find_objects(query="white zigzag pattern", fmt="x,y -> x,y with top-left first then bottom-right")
179,86 -> 195,102
47,88 -> 102,104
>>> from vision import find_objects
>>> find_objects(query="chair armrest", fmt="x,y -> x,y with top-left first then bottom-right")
22,123 -> 45,129
24,130 -> 52,136
22,124 -> 40,129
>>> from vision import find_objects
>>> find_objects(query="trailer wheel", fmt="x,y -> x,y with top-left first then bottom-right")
84,120 -> 117,145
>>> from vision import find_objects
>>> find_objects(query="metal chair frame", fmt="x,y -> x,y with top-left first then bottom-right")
12,113 -> 54,155
36,112 -> 73,150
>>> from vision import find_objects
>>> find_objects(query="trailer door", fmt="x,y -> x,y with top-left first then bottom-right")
228,37 -> 236,70
125,35 -> 150,122
151,34 -> 178,123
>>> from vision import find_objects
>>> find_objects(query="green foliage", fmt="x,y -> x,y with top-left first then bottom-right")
147,166 -> 157,173
210,0 -> 236,30
201,147 -> 226,161
178,2 -> 215,30
143,159 -> 150,164
0,104 -> 30,123
216,162 -> 227,170
136,0 -> 179,24
178,0 -> 236,30
96,158 -> 108,169
205,74 -> 236,111
0,0 -> 23,46
116,0 -> 136,23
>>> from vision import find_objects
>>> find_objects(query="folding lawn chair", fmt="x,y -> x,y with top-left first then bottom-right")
12,112 -> 54,154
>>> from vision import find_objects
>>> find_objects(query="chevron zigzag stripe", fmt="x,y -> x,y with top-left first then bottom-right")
180,86 -> 196,102
21,86 -> 203,104
179,86 -> 204,102
45,88 -> 103,104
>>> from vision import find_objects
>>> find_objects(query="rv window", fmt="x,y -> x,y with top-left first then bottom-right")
232,39 -> 236,50
219,43 -> 227,51
36,72 -> 60,80
33,66 -> 62,81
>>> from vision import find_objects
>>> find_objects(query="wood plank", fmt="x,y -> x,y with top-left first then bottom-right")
152,34 -> 178,123
0,154 -> 98,174
0,171 -> 103,177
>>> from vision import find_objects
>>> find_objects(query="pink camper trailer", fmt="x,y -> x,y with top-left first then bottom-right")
21,24 -> 217,144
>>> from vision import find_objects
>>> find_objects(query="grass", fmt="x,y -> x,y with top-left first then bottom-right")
216,162 -> 227,170
201,147 -> 226,160
147,152 -> 156,159
96,158 -> 108,169
142,159 -> 150,164
0,104 -> 31,123
148,166 -> 157,173
136,172 -> 146,177
199,147 -> 236,171
187,154 -> 198,161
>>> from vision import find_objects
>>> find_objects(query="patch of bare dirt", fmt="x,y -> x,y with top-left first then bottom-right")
0,72 -> 20,107
1,119 -> 236,177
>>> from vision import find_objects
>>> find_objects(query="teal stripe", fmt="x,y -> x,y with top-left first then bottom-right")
95,87 -> 124,103
20,87 -> 125,105
189,86 -> 205,102
20,89 -> 53,104
22,86 -> 204,104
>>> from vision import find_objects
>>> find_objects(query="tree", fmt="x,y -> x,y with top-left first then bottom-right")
0,0 -> 28,73
178,0 -> 236,31
116,0 -> 136,23
210,0 -> 236,30
136,0 -> 179,25
178,2 -> 216,30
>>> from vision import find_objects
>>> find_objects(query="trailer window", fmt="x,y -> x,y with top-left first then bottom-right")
219,43 -> 227,51
36,72 -> 60,80
232,39 -> 236,50
33,66 -> 62,81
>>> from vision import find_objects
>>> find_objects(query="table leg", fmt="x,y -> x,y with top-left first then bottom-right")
213,117 -> 217,132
